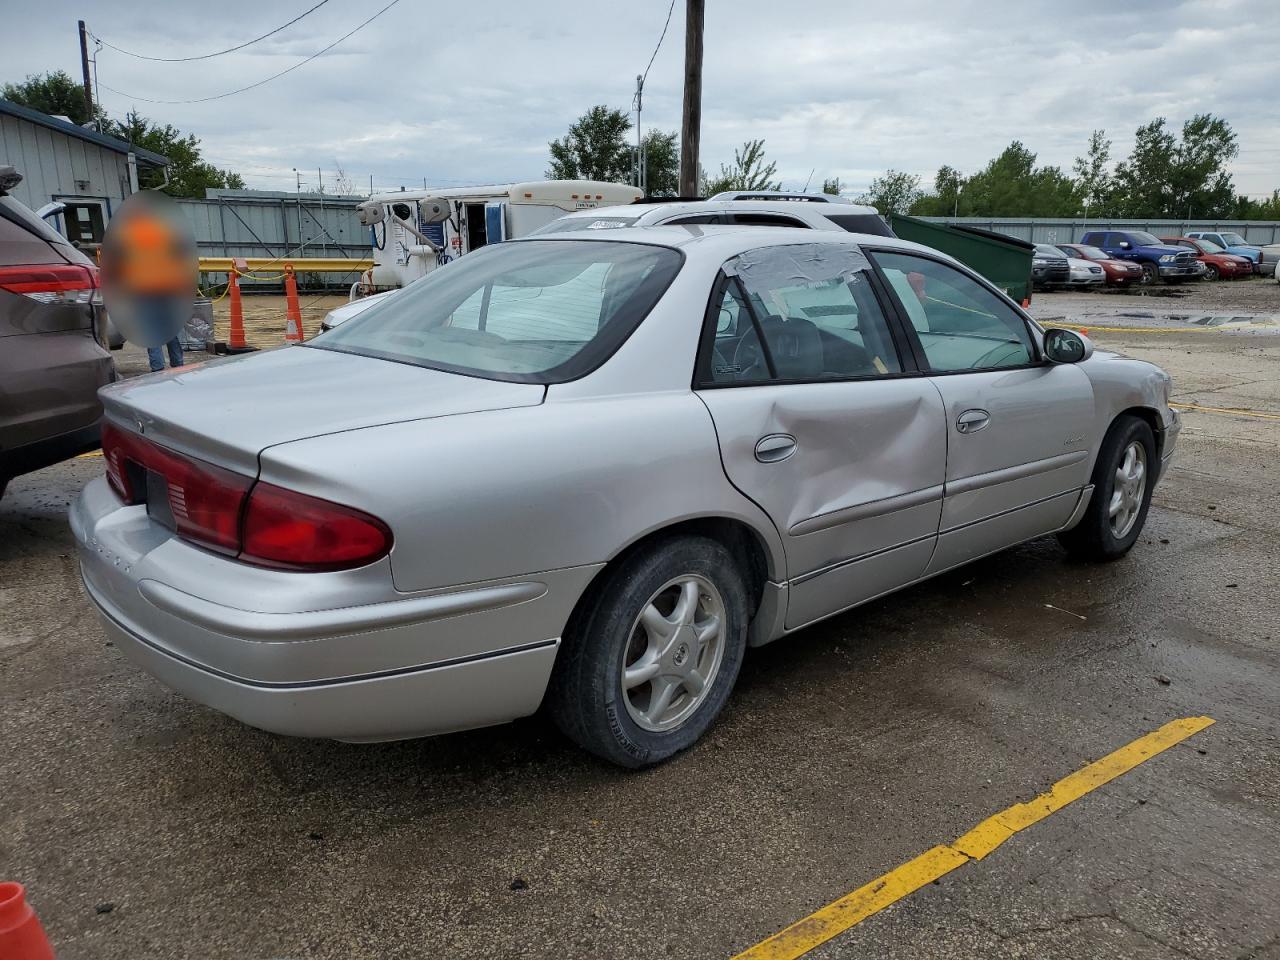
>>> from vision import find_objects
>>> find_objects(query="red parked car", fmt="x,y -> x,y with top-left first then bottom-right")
1159,237 -> 1253,281
1057,243 -> 1144,287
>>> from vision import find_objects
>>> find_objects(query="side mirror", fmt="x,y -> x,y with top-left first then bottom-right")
1043,328 -> 1093,364
1117,241 -> 1131,250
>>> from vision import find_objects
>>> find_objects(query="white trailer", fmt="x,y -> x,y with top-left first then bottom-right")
353,180 -> 642,293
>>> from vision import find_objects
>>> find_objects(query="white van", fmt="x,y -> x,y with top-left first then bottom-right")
354,180 -> 642,291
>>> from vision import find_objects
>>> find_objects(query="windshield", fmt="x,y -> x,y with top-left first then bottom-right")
1072,245 -> 1108,260
1128,232 -> 1162,246
310,239 -> 682,383
1034,244 -> 1066,257
1193,239 -> 1224,253
531,215 -> 641,235
1220,233 -> 1248,246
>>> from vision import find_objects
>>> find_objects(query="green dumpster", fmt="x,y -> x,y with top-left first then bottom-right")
887,214 -> 1035,305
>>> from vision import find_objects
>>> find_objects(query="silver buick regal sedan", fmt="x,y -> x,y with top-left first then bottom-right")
72,227 -> 1179,767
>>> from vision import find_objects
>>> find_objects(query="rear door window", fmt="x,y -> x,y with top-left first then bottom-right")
699,243 -> 903,385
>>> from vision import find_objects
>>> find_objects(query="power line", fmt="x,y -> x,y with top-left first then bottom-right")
641,0 -> 677,88
90,0 -> 332,62
97,0 -> 401,105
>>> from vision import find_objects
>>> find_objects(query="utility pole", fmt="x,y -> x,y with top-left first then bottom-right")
633,74 -> 646,196
678,0 -> 704,197
77,20 -> 94,123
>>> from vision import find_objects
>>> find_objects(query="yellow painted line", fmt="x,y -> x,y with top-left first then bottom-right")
1170,401 -> 1280,422
75,449 -> 103,459
732,716 -> 1214,960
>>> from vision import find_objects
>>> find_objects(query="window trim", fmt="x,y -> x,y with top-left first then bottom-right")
863,246 -> 1047,376
690,253 -> 921,391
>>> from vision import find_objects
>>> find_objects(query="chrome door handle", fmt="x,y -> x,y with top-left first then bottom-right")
956,409 -> 990,434
755,434 -> 797,463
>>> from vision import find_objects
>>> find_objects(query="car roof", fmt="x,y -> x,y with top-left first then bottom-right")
552,198 -> 881,223
514,223 -> 947,263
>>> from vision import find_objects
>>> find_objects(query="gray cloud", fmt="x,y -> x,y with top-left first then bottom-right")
6,0 -> 1278,196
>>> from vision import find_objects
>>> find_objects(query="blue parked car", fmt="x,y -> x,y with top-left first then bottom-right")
1185,231 -> 1263,273
1080,230 -> 1202,285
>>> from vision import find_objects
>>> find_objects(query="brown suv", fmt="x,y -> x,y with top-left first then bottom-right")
0,165 -> 115,499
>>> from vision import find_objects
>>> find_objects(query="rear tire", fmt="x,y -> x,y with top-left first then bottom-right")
1058,415 -> 1156,562
548,536 -> 749,768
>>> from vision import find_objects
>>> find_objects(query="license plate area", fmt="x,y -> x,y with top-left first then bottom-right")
143,467 -> 178,532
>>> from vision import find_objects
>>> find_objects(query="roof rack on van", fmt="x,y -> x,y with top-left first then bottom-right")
708,190 -> 854,204
630,196 -> 705,204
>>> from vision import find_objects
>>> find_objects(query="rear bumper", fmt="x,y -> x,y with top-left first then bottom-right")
71,475 -> 595,741
0,421 -> 100,481
87,588 -> 559,742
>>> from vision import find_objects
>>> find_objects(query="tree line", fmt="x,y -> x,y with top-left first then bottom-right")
549,106 -> 1279,220
547,105 -> 783,196
2,70 -> 244,198
860,114 -> 1280,220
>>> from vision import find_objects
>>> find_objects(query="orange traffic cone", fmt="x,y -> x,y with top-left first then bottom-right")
284,265 -> 304,343
225,259 -> 254,354
0,882 -> 55,960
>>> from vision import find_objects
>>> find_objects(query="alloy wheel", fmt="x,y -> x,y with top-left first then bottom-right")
620,574 -> 727,733
1109,440 -> 1148,539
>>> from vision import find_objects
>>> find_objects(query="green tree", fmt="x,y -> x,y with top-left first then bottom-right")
547,105 -> 633,182
855,169 -> 921,215
1072,129 -> 1113,214
701,139 -> 780,195
1110,115 -> 1239,218
910,165 -> 967,217
960,141 -> 1079,216
822,177 -> 841,196
110,110 -> 244,198
640,129 -> 680,197
2,70 -> 102,127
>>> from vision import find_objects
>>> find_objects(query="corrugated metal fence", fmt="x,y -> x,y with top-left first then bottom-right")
176,191 -> 367,292
918,217 -> 1280,245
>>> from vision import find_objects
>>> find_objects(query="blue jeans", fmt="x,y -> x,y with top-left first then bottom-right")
147,336 -> 184,372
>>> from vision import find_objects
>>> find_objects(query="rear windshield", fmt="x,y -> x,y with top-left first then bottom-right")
531,215 -> 641,235
824,213 -> 894,238
310,239 -> 681,383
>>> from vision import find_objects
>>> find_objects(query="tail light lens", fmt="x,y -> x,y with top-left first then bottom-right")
102,421 -> 252,554
101,423 -> 392,570
0,263 -> 98,304
241,484 -> 392,571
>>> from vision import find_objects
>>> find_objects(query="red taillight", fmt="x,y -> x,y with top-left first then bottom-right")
102,422 -> 392,571
0,263 -> 97,304
241,483 -> 392,571
102,421 -> 251,554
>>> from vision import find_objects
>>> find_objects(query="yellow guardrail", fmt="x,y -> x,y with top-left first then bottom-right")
198,257 -> 374,274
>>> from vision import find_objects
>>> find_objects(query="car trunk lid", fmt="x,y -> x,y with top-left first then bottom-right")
100,345 -> 545,474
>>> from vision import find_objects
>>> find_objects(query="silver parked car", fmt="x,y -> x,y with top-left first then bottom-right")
72,227 -> 1179,767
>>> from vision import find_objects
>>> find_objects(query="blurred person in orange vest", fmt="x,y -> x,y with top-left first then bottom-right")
100,193 -> 197,372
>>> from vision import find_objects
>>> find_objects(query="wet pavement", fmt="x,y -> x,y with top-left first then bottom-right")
2,289 -> 1278,959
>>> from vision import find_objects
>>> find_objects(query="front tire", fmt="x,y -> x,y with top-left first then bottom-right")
1058,415 -> 1156,562
1139,262 -> 1158,286
1203,264 -> 1219,281
548,536 -> 749,768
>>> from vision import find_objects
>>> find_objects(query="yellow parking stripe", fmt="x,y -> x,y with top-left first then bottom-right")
1170,401 -> 1280,422
75,450 -> 103,459
731,716 -> 1215,960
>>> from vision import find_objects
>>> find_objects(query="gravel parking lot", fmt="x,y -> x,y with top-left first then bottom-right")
3,284 -> 1278,959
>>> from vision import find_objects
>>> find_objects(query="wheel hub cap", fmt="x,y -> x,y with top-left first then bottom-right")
1108,440 -> 1148,539
620,574 -> 727,733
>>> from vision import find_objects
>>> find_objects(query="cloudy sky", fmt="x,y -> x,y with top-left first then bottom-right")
6,0 -> 1279,198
